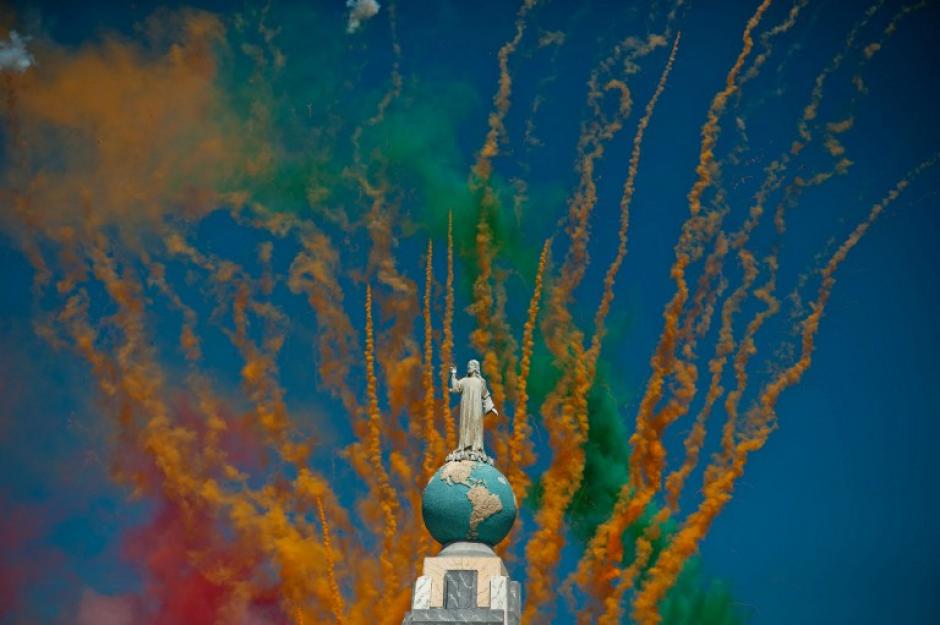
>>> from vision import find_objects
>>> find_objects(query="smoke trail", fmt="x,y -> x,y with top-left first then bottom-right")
662,0 -> 900,511
637,0 -> 772,487
554,35 -> 680,616
631,154 -> 938,625
316,494 -> 346,625
285,219 -> 361,417
793,1 -> 883,152
421,240 -> 442,482
597,508 -> 669,625
521,29 -> 658,618
61,244 -> 263,620
440,211 -> 457,450
739,0 -> 808,88
588,33 -> 681,366
508,237 -> 551,499
713,250 -> 760,462
367,1 -> 401,127
467,0 -> 544,466
571,4 -> 773,613
363,285 -> 400,593
711,253 -> 780,479
688,0 -> 773,217
663,250 -> 755,513
473,0 -> 539,182
522,335 -> 591,623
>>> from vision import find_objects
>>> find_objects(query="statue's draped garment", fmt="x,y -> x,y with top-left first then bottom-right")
450,374 -> 488,452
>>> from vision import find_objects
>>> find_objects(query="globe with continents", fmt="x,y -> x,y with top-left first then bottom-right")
422,459 -> 517,546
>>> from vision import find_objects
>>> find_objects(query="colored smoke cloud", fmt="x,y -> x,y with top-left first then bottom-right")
346,0 -> 381,34
0,31 -> 34,73
75,589 -> 137,625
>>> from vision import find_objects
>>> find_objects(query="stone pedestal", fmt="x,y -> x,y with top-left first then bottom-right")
402,542 -> 522,625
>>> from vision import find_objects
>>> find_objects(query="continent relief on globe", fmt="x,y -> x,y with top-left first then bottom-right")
422,459 -> 518,546
440,461 -> 503,536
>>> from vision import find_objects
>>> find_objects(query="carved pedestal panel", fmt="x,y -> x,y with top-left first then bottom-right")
402,542 -> 522,625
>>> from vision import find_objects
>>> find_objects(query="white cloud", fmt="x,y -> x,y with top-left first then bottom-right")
346,0 -> 381,34
0,31 -> 35,73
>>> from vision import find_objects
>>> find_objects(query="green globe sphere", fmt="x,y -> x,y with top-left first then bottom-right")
422,459 -> 517,546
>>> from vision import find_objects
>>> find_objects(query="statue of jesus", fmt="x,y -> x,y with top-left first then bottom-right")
449,359 -> 498,455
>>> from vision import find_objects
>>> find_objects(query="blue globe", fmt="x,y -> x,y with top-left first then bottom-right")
422,459 -> 517,546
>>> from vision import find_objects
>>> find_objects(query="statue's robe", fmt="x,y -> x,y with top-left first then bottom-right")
450,373 -> 491,452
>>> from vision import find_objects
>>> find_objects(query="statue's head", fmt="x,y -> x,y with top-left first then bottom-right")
467,359 -> 480,375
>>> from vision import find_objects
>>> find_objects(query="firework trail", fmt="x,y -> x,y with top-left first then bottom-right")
421,240 -> 443,482
1,2 -> 935,624
473,0 -> 540,182
363,285 -> 400,593
440,211 -> 457,450
315,493 -> 346,625
588,33 -> 681,365
632,155 -> 938,624
507,237 -> 551,499
569,3 -> 775,616
527,31 -> 679,622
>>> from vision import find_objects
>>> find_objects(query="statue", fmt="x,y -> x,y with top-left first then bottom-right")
448,359 -> 498,462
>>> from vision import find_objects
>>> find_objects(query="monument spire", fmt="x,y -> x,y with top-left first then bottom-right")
401,357 -> 524,625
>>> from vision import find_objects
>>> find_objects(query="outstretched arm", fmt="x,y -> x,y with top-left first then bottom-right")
449,366 -> 461,393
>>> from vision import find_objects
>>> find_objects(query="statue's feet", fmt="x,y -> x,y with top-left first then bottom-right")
445,448 -> 495,465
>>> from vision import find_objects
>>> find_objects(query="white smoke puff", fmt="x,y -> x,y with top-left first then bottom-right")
346,0 -> 381,34
0,31 -> 35,73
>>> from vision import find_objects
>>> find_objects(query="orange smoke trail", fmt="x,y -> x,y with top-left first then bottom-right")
151,235 -> 362,620
739,0 -> 808,88
140,251 -> 202,362
716,250 -> 760,462
284,220 -> 361,417
546,36 -> 680,615
358,184 -> 420,463
663,249 -> 756,512
507,237 -> 551,497
631,155 -> 937,625
473,0 -> 539,182
588,33 -> 680,365
713,253 -> 780,475
793,1 -> 883,152
623,253 -> 690,518
2,13 -> 417,621
688,0 -> 774,217
440,211 -> 457,450
757,155 -> 937,419
363,285 -> 400,593
316,495 -> 346,625
467,198 -> 517,463
521,336 -> 590,624
367,0 -> 402,127
72,243 -> 305,617
230,278 -> 294,453
520,47 -> 639,620
421,239 -> 442,482
663,0 -> 887,506
596,508 -> 669,625
541,60 -> 636,359
468,0 -> 547,464
611,0 -> 771,553
571,0 -> 774,593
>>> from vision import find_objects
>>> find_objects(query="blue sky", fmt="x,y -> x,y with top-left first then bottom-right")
1,1 -> 939,624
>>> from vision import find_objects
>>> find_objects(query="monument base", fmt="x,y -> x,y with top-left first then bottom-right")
402,542 -> 522,625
